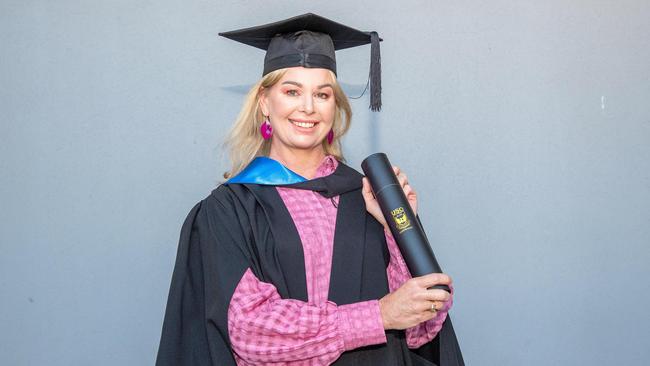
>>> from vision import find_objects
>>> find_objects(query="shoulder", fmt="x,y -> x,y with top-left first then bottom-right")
177,185 -> 256,244
336,160 -> 364,181
180,185 -> 246,227
330,160 -> 365,195
207,184 -> 239,207
192,184 -> 261,225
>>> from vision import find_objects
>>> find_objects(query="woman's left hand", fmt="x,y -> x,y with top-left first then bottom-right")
362,166 -> 417,230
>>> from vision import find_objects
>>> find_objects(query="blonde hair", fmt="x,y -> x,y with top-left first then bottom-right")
223,68 -> 352,179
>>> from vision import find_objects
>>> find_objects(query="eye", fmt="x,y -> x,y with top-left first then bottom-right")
316,92 -> 331,100
285,89 -> 299,96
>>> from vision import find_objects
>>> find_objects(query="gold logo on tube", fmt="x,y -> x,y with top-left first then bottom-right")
391,206 -> 412,233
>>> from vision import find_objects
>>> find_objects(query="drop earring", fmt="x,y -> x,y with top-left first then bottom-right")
260,116 -> 273,140
327,129 -> 334,144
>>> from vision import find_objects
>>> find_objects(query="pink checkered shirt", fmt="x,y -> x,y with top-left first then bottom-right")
227,156 -> 453,365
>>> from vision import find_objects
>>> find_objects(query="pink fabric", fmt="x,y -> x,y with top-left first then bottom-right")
227,156 -> 452,365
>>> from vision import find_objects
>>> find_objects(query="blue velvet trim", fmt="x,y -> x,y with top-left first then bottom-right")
225,157 -> 307,185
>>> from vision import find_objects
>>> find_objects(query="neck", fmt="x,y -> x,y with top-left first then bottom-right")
268,145 -> 326,179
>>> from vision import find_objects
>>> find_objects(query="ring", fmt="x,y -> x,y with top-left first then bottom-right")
430,303 -> 437,313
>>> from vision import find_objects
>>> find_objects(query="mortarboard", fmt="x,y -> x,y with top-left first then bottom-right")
219,13 -> 383,111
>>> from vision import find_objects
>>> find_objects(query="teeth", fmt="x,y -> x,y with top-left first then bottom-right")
290,120 -> 316,128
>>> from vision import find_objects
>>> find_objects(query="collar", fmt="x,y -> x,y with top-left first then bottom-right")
225,156 -> 362,198
225,157 -> 307,185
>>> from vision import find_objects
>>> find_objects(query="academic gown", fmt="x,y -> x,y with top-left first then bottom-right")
155,159 -> 464,366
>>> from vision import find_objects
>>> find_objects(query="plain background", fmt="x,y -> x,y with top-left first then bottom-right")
2,1 -> 649,365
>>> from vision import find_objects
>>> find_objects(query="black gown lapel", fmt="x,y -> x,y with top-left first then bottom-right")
242,183 -> 309,302
284,162 -> 363,198
327,189 -> 367,304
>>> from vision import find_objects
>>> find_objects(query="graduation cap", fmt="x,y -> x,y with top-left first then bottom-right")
219,13 -> 383,111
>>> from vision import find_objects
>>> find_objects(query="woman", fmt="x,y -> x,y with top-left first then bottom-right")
156,13 -> 463,366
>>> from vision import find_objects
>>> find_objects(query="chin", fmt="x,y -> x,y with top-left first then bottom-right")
291,142 -> 323,151
288,138 -> 325,150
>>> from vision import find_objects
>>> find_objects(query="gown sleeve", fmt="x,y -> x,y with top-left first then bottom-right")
384,229 -> 454,349
227,268 -> 387,365
156,192 -> 261,366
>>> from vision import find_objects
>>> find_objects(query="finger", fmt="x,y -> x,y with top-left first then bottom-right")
397,173 -> 409,187
415,289 -> 451,303
425,300 -> 444,312
362,177 -> 372,194
414,299 -> 445,314
414,300 -> 435,313
403,184 -> 415,198
414,273 -> 452,288
392,166 -> 400,176
431,301 -> 445,312
421,308 -> 439,322
361,178 -> 376,200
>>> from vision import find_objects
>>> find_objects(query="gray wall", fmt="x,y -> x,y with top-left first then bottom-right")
2,1 -> 649,365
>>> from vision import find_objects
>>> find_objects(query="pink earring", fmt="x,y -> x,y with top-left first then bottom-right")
260,116 -> 273,140
327,129 -> 334,145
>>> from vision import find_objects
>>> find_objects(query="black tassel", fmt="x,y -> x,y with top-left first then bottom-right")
369,31 -> 382,112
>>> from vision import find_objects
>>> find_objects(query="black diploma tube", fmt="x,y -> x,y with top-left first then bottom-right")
362,152 -> 450,293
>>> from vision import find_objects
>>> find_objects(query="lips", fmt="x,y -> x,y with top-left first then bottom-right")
289,119 -> 319,128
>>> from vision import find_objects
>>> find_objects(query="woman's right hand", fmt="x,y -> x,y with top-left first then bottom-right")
378,273 -> 452,330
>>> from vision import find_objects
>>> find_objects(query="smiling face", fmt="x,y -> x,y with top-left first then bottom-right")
259,67 -> 337,157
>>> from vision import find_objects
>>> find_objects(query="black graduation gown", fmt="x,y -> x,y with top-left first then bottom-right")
155,162 -> 464,366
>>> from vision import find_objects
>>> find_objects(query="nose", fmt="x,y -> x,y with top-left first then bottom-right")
300,94 -> 314,114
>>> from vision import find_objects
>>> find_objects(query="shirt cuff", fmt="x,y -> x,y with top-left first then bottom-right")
337,300 -> 387,351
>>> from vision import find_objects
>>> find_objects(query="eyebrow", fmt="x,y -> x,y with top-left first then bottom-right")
281,81 -> 334,89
